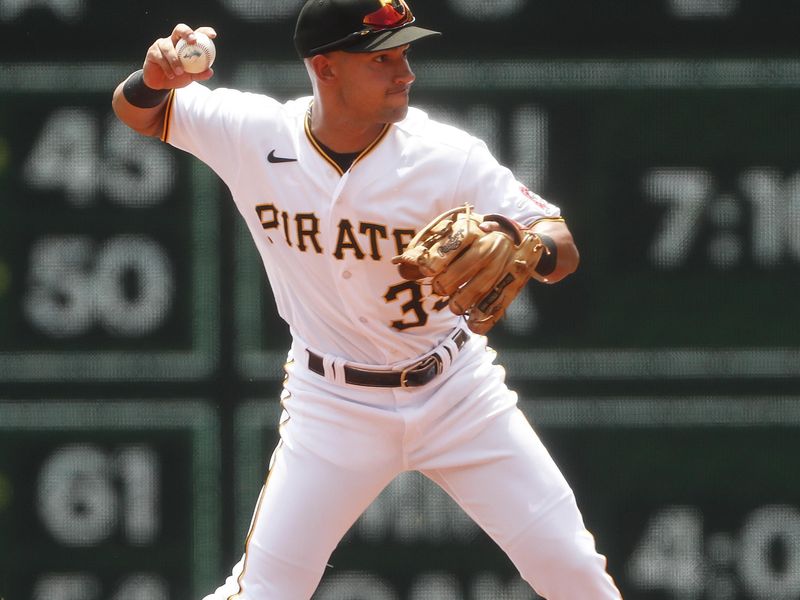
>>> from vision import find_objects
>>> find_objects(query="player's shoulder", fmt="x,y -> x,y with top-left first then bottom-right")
395,107 -> 482,154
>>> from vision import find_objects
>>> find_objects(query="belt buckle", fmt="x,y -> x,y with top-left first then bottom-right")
400,354 -> 443,389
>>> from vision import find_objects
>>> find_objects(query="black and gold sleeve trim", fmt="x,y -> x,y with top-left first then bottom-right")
528,216 -> 566,228
160,89 -> 177,143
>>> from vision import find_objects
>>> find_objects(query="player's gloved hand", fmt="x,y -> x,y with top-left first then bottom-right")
392,204 -> 548,335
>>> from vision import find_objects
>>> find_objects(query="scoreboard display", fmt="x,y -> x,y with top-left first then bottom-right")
0,402 -> 219,600
2,2 -> 799,599
0,75 -> 219,381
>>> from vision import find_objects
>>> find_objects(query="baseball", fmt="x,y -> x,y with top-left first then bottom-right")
176,32 -> 216,74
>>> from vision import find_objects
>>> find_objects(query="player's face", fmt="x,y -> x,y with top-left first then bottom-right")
331,45 -> 416,124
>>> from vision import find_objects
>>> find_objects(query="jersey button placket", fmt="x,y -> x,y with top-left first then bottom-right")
327,186 -> 376,350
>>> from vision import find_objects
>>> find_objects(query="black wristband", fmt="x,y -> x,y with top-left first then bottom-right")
533,233 -> 558,276
122,69 -> 170,108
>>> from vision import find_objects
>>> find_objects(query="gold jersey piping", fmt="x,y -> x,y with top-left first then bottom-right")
160,89 -> 177,143
304,104 -> 391,176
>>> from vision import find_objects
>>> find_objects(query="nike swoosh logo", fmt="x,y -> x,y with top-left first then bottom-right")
267,150 -> 298,163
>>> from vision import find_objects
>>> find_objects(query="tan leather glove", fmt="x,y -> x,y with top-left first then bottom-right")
392,205 -> 547,334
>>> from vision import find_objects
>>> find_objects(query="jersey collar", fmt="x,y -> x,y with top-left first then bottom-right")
304,103 -> 392,176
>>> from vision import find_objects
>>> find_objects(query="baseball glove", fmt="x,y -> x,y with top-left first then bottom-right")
392,204 -> 548,335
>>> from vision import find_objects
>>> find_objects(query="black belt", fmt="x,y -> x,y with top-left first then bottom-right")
307,328 -> 469,388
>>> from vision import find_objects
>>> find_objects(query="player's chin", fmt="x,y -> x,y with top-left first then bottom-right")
384,105 -> 409,123
382,100 -> 410,123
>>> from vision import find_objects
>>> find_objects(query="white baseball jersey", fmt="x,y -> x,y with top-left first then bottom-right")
161,82 -> 622,600
162,82 -> 560,364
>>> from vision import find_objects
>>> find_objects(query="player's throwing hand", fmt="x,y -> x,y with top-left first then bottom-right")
142,24 -> 217,90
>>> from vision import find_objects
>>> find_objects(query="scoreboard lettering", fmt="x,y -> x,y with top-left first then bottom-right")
0,402 -> 219,600
0,75 -> 219,381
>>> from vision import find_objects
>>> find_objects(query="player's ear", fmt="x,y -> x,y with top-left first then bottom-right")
308,54 -> 336,83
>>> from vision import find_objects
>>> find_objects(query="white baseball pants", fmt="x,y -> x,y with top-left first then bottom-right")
204,336 -> 622,599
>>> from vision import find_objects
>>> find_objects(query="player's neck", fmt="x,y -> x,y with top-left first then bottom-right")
308,102 -> 384,154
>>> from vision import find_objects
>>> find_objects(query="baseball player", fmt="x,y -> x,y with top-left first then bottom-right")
112,0 -> 623,598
